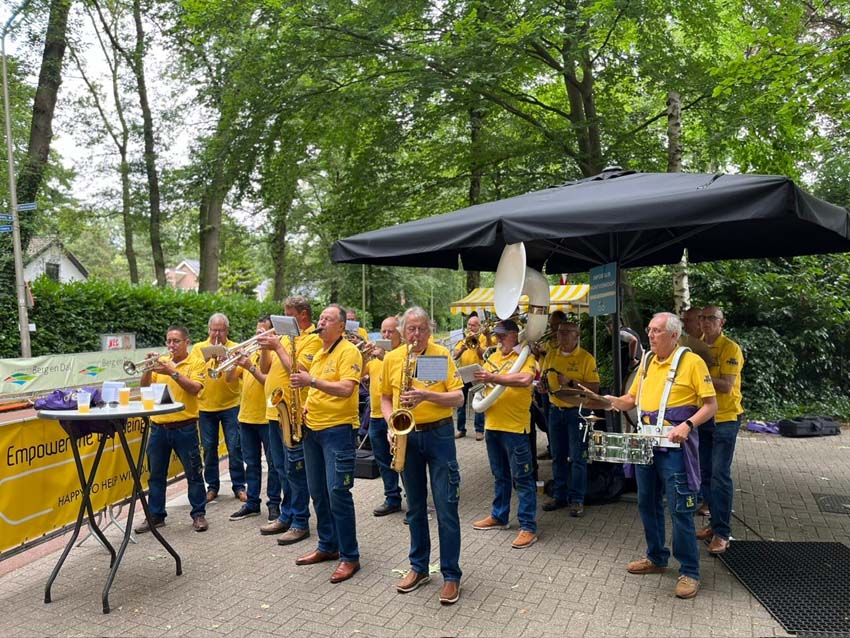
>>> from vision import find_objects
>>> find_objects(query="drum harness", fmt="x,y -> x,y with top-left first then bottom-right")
635,346 -> 691,449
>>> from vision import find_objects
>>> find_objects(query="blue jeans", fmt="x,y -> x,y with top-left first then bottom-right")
303,424 -> 359,562
548,406 -> 588,504
698,417 -> 740,540
368,417 -> 402,508
267,420 -> 310,529
401,421 -> 462,581
147,423 -> 206,520
456,384 -> 484,434
485,429 -> 537,532
636,448 -> 700,580
199,406 -> 246,494
239,422 -> 281,512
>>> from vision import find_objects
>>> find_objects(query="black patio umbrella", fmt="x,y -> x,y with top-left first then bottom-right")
331,169 -> 850,273
331,168 -> 850,394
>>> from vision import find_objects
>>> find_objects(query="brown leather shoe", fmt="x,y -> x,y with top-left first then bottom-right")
707,536 -> 730,554
511,530 -> 538,549
235,490 -> 247,502
472,515 -> 509,530
277,528 -> 310,546
260,519 -> 290,535
626,558 -> 667,574
454,431 -> 466,439
675,575 -> 700,599
295,549 -> 340,566
439,580 -> 460,605
330,560 -> 360,583
134,516 -> 164,534
696,526 -> 713,541
474,432 -> 484,441
206,490 -> 218,503
396,570 -> 431,593
192,515 -> 209,532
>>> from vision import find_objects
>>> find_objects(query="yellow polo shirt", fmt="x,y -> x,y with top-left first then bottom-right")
482,349 -> 536,433
382,342 -> 463,424
629,349 -> 715,412
191,338 -> 241,411
237,351 -> 267,425
453,333 -> 489,368
539,346 -> 600,408
705,333 -> 744,422
150,356 -> 206,424
263,336 -> 295,421
305,337 -> 362,430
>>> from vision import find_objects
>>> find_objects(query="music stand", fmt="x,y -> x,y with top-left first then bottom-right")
38,401 -> 184,614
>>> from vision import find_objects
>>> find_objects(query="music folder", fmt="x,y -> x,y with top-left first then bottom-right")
457,364 -> 484,384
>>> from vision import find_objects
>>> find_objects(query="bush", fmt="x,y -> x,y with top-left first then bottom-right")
0,277 -> 282,358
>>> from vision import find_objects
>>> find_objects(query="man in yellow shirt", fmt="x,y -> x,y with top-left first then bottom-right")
381,307 -> 464,605
226,316 -> 281,523
605,312 -> 717,600
365,315 -> 404,517
290,304 -> 362,584
452,313 -> 488,440
256,295 -> 320,546
537,321 -> 600,517
470,320 -> 538,549
136,326 -> 208,533
695,306 -> 744,554
192,313 -> 246,503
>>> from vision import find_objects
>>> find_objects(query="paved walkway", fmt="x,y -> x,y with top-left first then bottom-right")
1,428 -> 849,637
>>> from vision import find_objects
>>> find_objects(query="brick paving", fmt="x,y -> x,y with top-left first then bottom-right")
1,428 -> 849,637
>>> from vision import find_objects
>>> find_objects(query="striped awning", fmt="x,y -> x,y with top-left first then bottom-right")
450,284 -> 589,315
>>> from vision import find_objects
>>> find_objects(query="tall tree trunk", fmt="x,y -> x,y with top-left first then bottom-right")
129,0 -> 165,286
16,0 -> 71,248
466,105 -> 483,293
666,91 -> 683,173
270,212 -> 287,301
198,167 -> 227,292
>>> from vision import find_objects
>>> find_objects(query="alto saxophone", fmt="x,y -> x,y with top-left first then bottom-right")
286,335 -> 304,447
389,340 -> 417,473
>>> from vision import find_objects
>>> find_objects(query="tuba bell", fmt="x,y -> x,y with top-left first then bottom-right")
472,242 -> 548,413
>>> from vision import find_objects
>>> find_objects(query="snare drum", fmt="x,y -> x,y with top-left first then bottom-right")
588,431 -> 655,465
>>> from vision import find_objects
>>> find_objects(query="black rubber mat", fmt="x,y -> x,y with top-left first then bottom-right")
718,541 -> 850,636
812,493 -> 850,515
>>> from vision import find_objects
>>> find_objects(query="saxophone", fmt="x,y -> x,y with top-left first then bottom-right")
286,335 -> 304,447
389,340 -> 417,473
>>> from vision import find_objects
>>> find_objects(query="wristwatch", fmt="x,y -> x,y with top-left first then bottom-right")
170,371 -> 180,381
684,419 -> 695,431
310,377 -> 317,388
248,365 -> 257,374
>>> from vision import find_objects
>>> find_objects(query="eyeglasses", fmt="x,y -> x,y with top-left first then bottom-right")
698,315 -> 720,322
165,338 -> 185,345
405,326 -> 430,334
645,327 -> 669,336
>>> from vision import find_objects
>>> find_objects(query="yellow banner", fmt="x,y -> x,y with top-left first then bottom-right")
0,416 -> 187,555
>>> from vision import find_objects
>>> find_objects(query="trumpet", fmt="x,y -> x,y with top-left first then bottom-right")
208,328 -> 275,379
123,353 -> 163,375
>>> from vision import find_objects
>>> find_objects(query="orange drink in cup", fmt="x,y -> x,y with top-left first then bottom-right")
77,391 -> 92,414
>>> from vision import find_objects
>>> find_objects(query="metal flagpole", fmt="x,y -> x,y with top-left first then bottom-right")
1,0 -> 33,358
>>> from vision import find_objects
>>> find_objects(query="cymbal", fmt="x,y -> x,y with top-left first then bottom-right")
581,414 -> 606,423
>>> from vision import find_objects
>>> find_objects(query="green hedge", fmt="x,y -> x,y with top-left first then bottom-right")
0,278 -> 282,358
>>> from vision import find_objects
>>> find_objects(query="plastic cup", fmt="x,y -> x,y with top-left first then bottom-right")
118,387 -> 131,406
140,388 -> 155,411
77,391 -> 92,414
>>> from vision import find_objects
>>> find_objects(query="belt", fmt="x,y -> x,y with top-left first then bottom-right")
414,417 -> 452,432
552,405 -> 579,411
153,419 -> 197,430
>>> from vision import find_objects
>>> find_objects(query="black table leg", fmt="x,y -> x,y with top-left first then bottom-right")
101,418 -> 181,614
74,442 -> 117,567
44,435 -> 109,604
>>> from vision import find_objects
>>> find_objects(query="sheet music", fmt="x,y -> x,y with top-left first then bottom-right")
415,356 -> 449,382
271,315 -> 300,337
149,383 -> 174,404
200,345 -> 227,361
457,364 -> 483,384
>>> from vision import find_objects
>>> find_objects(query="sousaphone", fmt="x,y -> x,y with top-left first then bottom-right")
472,243 -> 549,413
